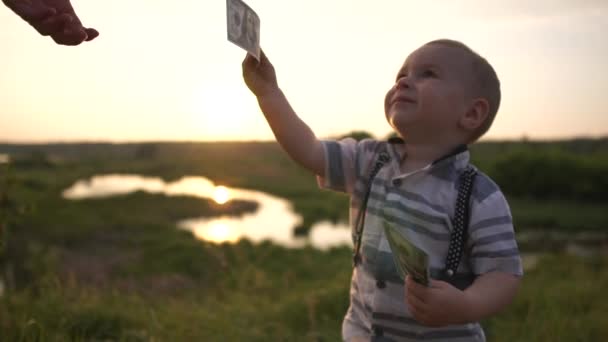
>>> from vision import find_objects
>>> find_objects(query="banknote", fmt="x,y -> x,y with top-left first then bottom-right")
383,221 -> 430,286
226,0 -> 261,60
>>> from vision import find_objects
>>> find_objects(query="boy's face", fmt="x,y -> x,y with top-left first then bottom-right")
384,43 -> 475,140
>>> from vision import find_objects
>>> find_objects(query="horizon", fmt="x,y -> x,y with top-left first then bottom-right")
1,133 -> 607,146
2,0 -> 607,142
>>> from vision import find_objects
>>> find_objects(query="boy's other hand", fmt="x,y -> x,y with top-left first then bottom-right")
242,50 -> 280,98
405,275 -> 472,327
3,0 -> 98,46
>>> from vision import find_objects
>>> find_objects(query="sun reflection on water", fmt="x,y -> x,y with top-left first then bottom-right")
193,220 -> 241,243
212,186 -> 230,204
62,174 -> 352,249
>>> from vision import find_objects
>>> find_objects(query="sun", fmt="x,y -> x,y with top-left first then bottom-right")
212,185 -> 231,204
192,80 -> 260,141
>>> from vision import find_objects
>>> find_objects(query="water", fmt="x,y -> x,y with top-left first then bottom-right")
62,174 -> 608,264
63,174 -> 352,250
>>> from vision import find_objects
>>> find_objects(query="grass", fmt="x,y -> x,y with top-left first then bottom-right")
484,254 -> 608,342
1,140 -> 607,340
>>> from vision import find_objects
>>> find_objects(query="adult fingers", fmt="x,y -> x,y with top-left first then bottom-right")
8,1 -> 56,21
51,21 -> 87,46
52,30 -> 87,45
37,13 -> 72,36
84,28 -> 99,41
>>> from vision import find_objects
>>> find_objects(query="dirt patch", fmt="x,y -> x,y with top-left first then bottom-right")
57,230 -> 202,297
59,247 -> 140,288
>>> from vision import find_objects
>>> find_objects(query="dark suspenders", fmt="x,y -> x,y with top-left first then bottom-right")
352,150 -> 391,267
443,167 -> 477,278
351,148 -> 477,287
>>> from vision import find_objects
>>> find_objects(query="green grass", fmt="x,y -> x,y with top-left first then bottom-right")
1,140 -> 607,340
484,254 -> 608,342
1,241 -> 353,341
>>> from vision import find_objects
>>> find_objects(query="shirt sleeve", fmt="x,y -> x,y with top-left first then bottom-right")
467,188 -> 524,277
316,138 -> 380,195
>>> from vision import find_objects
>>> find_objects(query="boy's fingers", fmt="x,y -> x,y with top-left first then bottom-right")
428,279 -> 449,289
242,53 -> 259,70
406,276 -> 428,302
259,49 -> 267,62
406,290 -> 427,313
259,50 -> 273,69
408,300 -> 433,326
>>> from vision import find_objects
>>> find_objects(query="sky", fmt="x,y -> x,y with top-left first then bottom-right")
1,0 -> 607,143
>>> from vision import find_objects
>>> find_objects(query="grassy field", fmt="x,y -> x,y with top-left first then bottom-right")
1,139 -> 607,341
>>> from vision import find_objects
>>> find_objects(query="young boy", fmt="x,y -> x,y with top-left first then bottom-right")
242,39 -> 522,341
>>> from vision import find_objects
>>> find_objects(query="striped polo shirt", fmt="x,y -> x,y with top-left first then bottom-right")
317,138 -> 523,342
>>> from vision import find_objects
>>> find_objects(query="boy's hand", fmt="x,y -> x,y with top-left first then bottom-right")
242,50 -> 280,98
405,275 -> 472,327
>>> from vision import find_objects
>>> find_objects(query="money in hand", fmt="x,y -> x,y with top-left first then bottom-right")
226,0 -> 261,60
383,221 -> 430,286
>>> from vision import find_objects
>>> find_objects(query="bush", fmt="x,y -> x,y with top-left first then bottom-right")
489,150 -> 608,202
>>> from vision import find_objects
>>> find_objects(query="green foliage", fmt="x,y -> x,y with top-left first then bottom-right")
483,254 -> 608,342
0,139 -> 607,340
489,150 -> 608,202
509,198 -> 608,231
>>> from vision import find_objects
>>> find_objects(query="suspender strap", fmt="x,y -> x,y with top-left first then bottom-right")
352,150 -> 391,266
442,166 -> 477,278
351,148 -> 478,283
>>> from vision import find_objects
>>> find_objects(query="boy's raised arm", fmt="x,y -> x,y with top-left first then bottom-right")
242,51 -> 326,177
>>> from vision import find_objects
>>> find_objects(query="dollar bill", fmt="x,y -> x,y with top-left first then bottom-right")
383,221 -> 430,286
226,0 -> 261,60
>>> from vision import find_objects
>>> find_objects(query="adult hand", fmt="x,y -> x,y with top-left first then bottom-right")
405,275 -> 473,327
242,50 -> 280,98
3,0 -> 98,46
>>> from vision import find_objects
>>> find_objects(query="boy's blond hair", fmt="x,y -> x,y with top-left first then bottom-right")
426,39 -> 501,142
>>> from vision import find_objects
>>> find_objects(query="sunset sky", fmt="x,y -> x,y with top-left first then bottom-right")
1,0 -> 607,143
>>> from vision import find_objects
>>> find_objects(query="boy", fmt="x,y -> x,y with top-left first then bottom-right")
242,39 -> 522,341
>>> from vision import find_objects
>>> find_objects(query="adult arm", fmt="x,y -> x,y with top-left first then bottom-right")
3,0 -> 98,45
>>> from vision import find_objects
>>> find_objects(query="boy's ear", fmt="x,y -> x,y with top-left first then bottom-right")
460,98 -> 489,132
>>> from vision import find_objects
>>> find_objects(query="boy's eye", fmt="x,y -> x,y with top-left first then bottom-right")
421,69 -> 436,78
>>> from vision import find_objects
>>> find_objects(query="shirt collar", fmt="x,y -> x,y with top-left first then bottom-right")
432,144 -> 468,165
387,138 -> 469,170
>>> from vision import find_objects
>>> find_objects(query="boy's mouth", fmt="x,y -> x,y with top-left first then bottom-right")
391,94 -> 416,105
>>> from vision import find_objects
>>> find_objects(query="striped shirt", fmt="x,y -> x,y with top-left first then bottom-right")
317,138 -> 523,342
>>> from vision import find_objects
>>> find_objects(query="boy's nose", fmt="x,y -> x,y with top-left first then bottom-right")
396,76 -> 412,90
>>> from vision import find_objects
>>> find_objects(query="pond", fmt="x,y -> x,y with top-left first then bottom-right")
62,174 -> 608,271
62,174 -> 352,250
